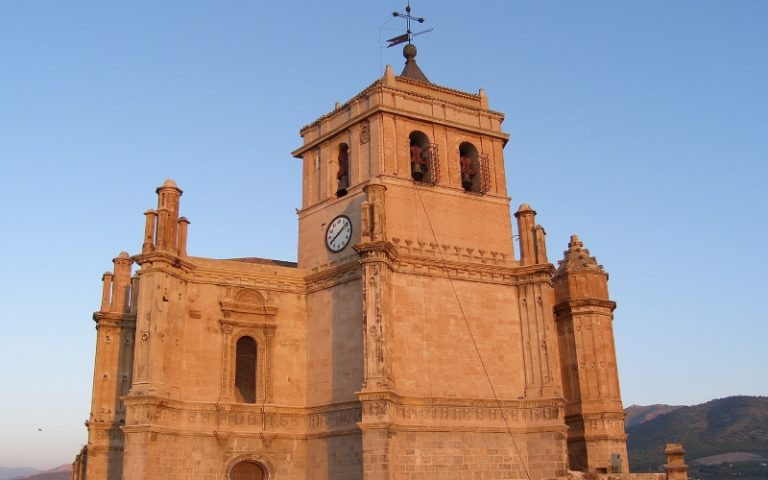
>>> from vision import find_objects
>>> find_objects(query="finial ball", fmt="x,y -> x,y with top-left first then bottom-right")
403,43 -> 417,59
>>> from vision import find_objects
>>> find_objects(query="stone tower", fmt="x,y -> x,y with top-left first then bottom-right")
553,235 -> 629,473
292,44 -> 568,478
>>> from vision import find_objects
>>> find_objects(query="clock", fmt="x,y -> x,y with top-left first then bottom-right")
325,215 -> 352,252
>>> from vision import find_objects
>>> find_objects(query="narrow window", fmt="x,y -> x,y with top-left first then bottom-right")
459,142 -> 480,192
409,131 -> 431,183
235,336 -> 257,403
336,143 -> 350,197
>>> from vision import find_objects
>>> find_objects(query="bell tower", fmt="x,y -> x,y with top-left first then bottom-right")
292,34 -> 570,478
292,45 -> 515,271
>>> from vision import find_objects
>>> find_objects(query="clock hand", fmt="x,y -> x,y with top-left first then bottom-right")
331,228 -> 345,244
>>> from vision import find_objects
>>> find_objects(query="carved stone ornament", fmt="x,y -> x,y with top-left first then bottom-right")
359,122 -> 370,144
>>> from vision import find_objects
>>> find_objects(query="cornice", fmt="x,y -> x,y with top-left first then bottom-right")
298,78 -> 505,136
220,301 -> 278,317
132,251 -> 196,271
554,299 -> 617,316
389,239 -> 553,286
382,175 -> 511,203
297,175 -> 511,219
391,236 -> 514,267
304,259 -> 361,294
134,252 -> 306,294
354,240 -> 398,262
303,237 -> 553,287
92,311 -> 136,326
394,76 -> 489,105
293,94 -> 509,158
356,391 -> 563,409
191,266 -> 306,294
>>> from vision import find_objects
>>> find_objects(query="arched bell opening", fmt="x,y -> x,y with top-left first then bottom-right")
336,143 -> 349,197
459,142 -> 480,192
409,131 -> 432,183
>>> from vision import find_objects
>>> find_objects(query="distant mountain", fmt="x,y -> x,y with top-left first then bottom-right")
1,464 -> 70,480
0,469 -> 39,480
15,471 -> 69,480
625,403 -> 684,429
626,396 -> 768,472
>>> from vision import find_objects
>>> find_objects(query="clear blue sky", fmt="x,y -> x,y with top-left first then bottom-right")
1,0 -> 766,471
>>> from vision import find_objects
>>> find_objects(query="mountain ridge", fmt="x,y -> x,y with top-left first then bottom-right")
626,395 -> 768,472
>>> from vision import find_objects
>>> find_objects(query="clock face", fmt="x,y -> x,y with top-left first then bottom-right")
325,215 -> 352,253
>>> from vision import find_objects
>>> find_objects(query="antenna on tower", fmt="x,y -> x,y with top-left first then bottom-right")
387,2 -> 433,48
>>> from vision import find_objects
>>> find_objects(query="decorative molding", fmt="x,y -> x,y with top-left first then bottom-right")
131,251 -> 196,272
359,122 -> 370,144
92,311 -> 136,328
191,266 -> 305,294
293,82 -> 509,158
391,237 -> 512,266
356,392 -> 566,433
121,393 -> 568,437
305,259 -> 361,293
219,288 -> 278,404
353,240 -> 398,262
554,299 -> 617,317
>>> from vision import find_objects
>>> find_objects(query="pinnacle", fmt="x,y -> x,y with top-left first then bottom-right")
556,234 -> 603,274
568,234 -> 583,249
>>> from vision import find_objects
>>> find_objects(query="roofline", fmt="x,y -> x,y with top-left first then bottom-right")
292,102 -> 509,158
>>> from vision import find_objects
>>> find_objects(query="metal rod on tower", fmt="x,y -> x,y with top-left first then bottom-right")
388,2 -> 430,47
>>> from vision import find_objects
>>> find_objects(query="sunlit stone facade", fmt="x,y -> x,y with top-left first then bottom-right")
75,52 -> 629,480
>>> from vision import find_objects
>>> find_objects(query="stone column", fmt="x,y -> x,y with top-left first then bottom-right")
111,252 -> 132,314
100,272 -> 113,312
154,179 -> 182,253
535,224 -> 548,264
142,209 -> 156,253
515,204 -> 537,266
177,216 -> 190,256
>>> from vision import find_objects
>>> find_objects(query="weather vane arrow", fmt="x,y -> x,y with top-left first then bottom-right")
387,2 -> 433,47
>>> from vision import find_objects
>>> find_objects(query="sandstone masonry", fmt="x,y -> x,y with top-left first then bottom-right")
74,48 -> 639,480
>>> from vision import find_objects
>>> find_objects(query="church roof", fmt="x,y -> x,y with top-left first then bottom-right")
227,257 -> 298,268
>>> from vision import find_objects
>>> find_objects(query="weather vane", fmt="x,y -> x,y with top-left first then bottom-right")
387,2 -> 433,48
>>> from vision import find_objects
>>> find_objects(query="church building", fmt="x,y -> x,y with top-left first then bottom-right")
73,39 -> 630,480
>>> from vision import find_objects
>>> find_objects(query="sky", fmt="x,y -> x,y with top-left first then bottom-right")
1,0 -> 766,471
